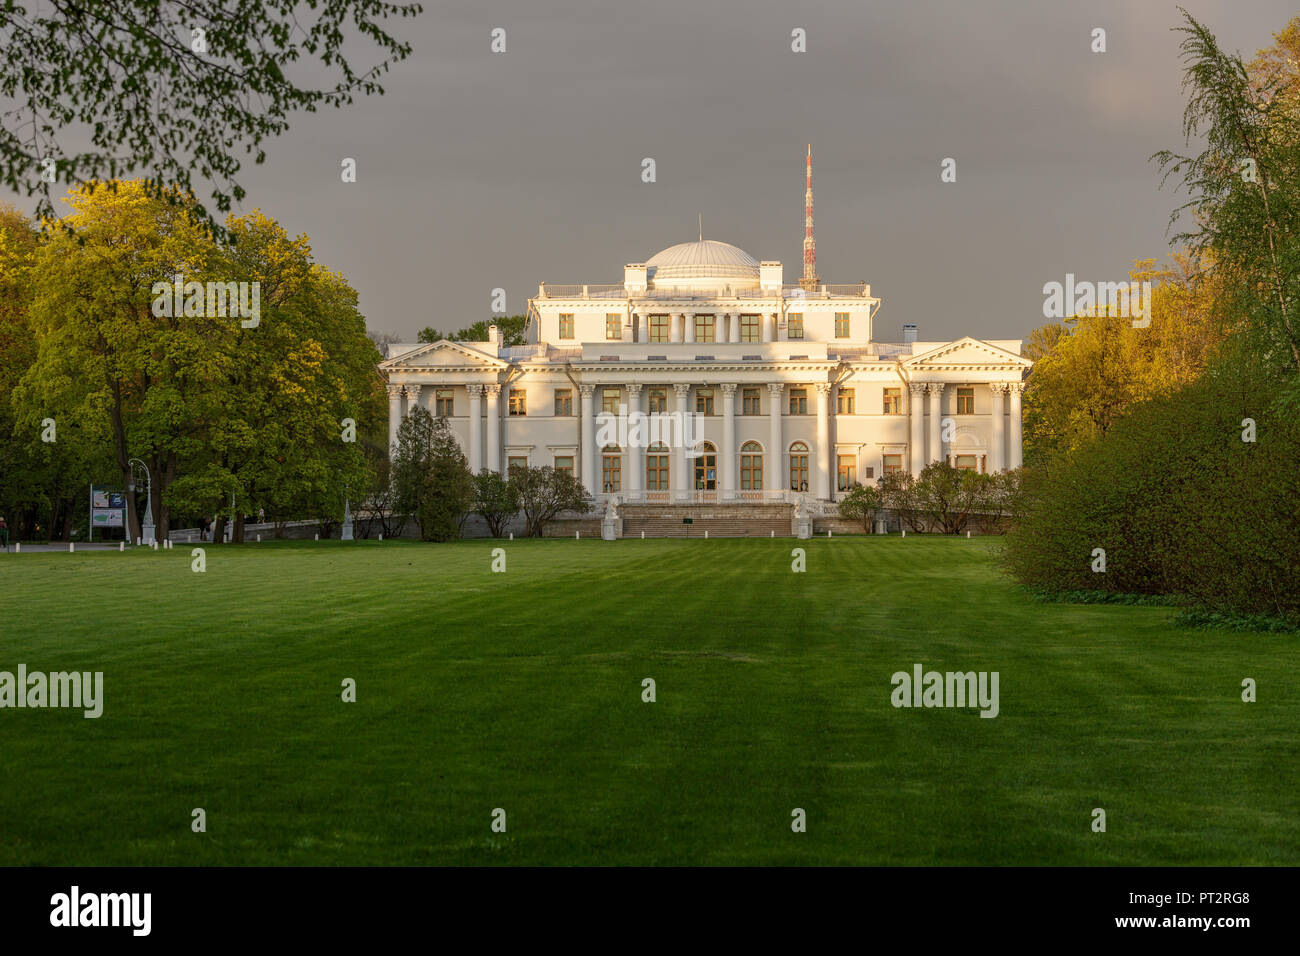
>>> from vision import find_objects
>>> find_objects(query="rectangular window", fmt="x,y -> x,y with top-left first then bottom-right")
742,387 -> 761,415
740,314 -> 760,343
695,314 -> 715,343
648,388 -> 667,414
601,452 -> 621,493
787,313 -> 804,340
788,387 -> 808,416
435,388 -> 454,417
646,451 -> 669,490
602,388 -> 620,415
508,388 -> 526,416
554,455 -> 574,477
834,312 -> 850,338
837,455 -> 857,491
955,454 -> 978,471
649,314 -> 669,343
883,454 -> 902,476
837,388 -> 855,415
696,388 -> 714,415
957,387 -> 975,415
606,313 -> 622,340
507,456 -> 528,474
558,314 -> 574,339
554,388 -> 573,416
883,388 -> 901,415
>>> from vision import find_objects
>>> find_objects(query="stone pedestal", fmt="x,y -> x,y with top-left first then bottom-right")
341,500 -> 354,540
601,499 -> 620,541
795,497 -> 812,539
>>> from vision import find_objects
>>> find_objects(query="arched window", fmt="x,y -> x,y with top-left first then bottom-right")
694,441 -> 717,490
601,445 -> 622,493
789,441 -> 809,492
740,441 -> 763,490
646,442 -> 669,491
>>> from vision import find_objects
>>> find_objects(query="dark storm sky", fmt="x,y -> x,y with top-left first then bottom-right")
6,0 -> 1295,344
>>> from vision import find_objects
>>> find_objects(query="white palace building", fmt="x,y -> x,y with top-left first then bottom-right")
381,149 -> 1030,518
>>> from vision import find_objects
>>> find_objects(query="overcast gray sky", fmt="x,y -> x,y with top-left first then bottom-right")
7,0 -> 1296,344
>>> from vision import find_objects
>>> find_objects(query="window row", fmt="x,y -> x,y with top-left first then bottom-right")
505,445 -> 908,493
556,312 -> 855,342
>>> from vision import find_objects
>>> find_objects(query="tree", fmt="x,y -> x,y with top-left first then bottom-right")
1,1 -> 423,236
472,470 -> 519,538
837,482 -> 883,533
877,471 -> 925,532
511,465 -> 591,537
391,408 -> 471,541
418,315 -> 529,347
914,462 -> 990,535
1154,11 -> 1300,392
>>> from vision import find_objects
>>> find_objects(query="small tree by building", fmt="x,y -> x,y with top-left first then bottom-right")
511,465 -> 591,537
838,482 -> 884,533
392,407 -> 472,541
472,470 -> 519,538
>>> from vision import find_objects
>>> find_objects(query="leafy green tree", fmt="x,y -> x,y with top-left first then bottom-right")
472,470 -> 519,538
418,315 -> 529,347
511,465 -> 591,537
1,1 -> 423,236
914,462 -> 990,535
877,471 -> 925,533
1154,11 -> 1300,395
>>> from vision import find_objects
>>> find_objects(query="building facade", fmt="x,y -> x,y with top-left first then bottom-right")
380,237 -> 1030,506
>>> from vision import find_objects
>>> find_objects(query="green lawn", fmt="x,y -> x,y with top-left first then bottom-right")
0,537 -> 1295,865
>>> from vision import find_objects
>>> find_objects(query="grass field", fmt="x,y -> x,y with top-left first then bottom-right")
0,537 -> 1296,865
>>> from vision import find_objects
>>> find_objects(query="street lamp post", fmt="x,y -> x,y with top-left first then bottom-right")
127,458 -> 154,545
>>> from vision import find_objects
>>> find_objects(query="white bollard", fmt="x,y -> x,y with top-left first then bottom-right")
770,530 -> 774,538
705,530 -> 709,539
13,542 -> 19,553
314,533 -> 319,541
257,534 -> 261,542
641,531 -> 645,539
378,533 -> 383,541
69,542 -> 74,552
119,541 -> 124,552
902,529 -> 906,538
967,531 -> 971,538
509,532 -> 513,541
828,530 -> 833,538
576,531 -> 579,540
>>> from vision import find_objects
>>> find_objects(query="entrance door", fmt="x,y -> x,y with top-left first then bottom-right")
694,442 -> 717,491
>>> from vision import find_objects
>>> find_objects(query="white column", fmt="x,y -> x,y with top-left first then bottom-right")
728,312 -> 740,343
767,383 -> 784,497
987,383 -> 1005,473
761,312 -> 773,343
721,383 -> 737,500
387,383 -> 404,454
627,384 -> 643,500
580,384 -> 596,493
636,311 -> 648,343
815,383 -> 831,499
683,312 -> 695,344
485,383 -> 501,473
673,384 -> 691,501
927,383 -> 944,466
908,383 -> 926,477
670,312 -> 682,344
466,384 -> 484,473
1008,383 -> 1024,469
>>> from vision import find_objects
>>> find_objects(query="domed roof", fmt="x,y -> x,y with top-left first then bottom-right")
645,239 -> 760,281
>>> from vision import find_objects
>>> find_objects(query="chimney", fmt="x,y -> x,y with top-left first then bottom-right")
903,324 -> 918,344
488,324 -> 501,347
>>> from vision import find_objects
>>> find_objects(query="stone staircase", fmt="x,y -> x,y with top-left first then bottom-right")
619,503 -> 794,538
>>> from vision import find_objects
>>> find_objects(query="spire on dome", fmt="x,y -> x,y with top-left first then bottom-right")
800,144 -> 820,292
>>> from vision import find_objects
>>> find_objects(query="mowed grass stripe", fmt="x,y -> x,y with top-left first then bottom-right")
0,538 -> 1295,864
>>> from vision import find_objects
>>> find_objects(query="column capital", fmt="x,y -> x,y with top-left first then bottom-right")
386,383 -> 405,399
672,383 -> 691,397
579,384 -> 595,398
466,383 -> 485,397
816,382 -> 833,396
908,381 -> 928,394
485,382 -> 502,397
625,382 -> 643,396
926,382 -> 945,394
1007,381 -> 1027,393
402,383 -> 421,399
720,383 -> 738,395
987,382 -> 1008,394
767,382 -> 785,396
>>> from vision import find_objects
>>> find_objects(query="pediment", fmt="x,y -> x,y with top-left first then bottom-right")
380,339 -> 509,370
901,337 -> 1031,370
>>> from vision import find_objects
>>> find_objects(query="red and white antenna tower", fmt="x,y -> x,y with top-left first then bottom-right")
800,144 -> 820,292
